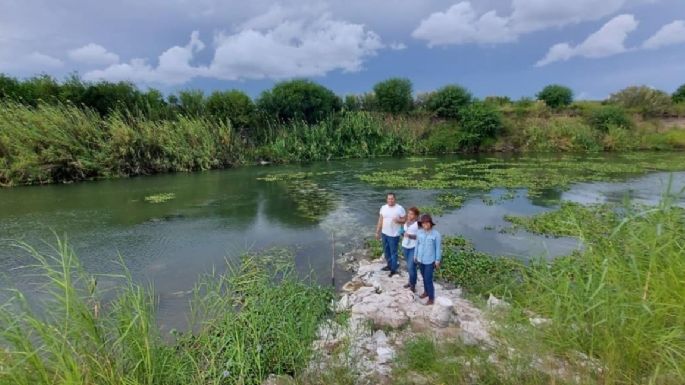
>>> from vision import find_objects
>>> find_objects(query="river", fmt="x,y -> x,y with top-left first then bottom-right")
1,152 -> 684,330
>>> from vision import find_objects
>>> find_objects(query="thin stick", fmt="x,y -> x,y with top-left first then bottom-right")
331,233 -> 336,287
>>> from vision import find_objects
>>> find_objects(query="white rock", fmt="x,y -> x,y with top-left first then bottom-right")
429,296 -> 454,328
529,317 -> 551,327
376,346 -> 395,364
486,294 -> 510,310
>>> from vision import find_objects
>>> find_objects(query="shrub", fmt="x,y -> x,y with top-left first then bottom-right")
536,84 -> 573,109
608,85 -> 672,117
425,84 -> 472,119
206,89 -> 255,132
587,105 -> 633,132
424,122 -> 462,153
372,77 -> 413,114
458,102 -> 503,147
672,83 -> 685,103
257,79 -> 341,124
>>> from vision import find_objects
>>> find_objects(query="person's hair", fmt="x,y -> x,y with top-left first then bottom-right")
408,207 -> 420,216
386,192 -> 396,198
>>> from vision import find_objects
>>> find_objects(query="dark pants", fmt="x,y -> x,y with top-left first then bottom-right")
419,262 -> 435,300
403,247 -> 417,287
381,234 -> 400,272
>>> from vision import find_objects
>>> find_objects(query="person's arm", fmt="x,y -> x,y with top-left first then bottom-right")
375,214 -> 383,240
434,231 -> 442,268
393,207 -> 407,224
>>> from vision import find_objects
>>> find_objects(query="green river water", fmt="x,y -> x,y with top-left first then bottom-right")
1,152 -> 684,330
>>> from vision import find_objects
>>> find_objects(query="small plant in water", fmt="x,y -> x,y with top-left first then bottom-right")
144,192 -> 176,203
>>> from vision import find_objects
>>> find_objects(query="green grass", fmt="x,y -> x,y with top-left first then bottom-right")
0,241 -> 331,385
506,191 -> 685,384
2,100 -> 684,187
504,201 -> 620,237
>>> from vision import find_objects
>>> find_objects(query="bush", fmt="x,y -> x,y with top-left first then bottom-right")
587,105 -> 633,132
206,89 -> 255,132
372,77 -> 413,114
458,102 -> 503,147
536,84 -> 573,109
424,122 -> 462,153
425,84 -> 472,119
608,85 -> 672,117
672,83 -> 685,103
257,79 -> 341,124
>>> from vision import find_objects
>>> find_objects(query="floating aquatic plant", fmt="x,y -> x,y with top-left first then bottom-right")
144,192 -> 176,203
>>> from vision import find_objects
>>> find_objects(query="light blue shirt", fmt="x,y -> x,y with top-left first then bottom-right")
415,229 -> 442,264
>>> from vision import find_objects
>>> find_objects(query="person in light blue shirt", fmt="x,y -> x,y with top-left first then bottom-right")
414,214 -> 441,305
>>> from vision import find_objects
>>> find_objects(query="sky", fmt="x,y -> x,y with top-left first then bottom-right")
1,0 -> 684,99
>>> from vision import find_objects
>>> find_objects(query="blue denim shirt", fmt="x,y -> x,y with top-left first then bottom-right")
415,229 -> 442,265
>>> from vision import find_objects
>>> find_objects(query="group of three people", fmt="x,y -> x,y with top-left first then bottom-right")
375,192 -> 441,305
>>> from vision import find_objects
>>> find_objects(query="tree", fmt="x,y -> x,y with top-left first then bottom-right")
372,78 -> 413,114
673,84 -> 685,103
80,80 -> 141,115
257,79 -> 341,124
177,90 -> 206,117
459,102 -> 503,147
608,86 -> 672,117
206,90 -> 255,131
425,85 -> 472,119
536,84 -> 573,109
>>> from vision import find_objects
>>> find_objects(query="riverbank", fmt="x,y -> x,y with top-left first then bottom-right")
2,100 -> 685,187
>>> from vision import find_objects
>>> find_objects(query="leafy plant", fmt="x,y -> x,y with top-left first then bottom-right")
536,84 -> 573,109
372,78 -> 413,115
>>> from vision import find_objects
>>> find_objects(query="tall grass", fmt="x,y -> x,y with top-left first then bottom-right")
512,191 -> 685,383
0,242 -> 331,385
0,102 -> 240,186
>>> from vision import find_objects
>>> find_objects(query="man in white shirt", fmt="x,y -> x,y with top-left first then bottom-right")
375,192 -> 406,276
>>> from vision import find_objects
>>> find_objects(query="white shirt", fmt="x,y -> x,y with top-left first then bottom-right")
402,221 -> 419,249
379,204 -> 405,237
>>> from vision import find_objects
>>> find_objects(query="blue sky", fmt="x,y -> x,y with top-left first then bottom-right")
1,0 -> 684,99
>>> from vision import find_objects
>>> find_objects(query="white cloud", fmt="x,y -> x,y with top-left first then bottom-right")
82,12 -> 383,85
536,14 -> 638,66
412,0 -> 629,47
412,2 -> 513,46
642,20 -> 685,49
510,0 -> 627,33
207,14 -> 383,80
389,42 -> 407,50
25,52 -> 64,68
68,43 -> 119,66
84,31 -> 205,85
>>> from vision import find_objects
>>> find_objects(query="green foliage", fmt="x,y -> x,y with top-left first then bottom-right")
458,102 -> 503,147
372,78 -> 413,114
586,105 -> 633,132
513,196 -> 685,383
536,84 -> 573,109
206,89 -> 255,132
608,85 -> 672,117
423,122 -> 462,153
504,201 -> 619,237
437,236 -> 518,297
0,241 -> 331,385
257,79 -> 341,124
673,83 -> 685,103
425,84 -> 472,119
522,117 -> 602,152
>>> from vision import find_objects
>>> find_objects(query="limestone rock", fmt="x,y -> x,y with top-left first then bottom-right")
429,296 -> 454,328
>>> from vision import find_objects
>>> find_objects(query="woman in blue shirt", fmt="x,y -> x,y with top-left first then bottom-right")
415,214 -> 441,305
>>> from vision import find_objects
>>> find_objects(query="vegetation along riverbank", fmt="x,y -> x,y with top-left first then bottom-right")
2,74 -> 685,186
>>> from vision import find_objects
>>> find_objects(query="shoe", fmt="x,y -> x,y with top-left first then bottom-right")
410,285 -> 416,293
425,299 -> 434,306
403,283 -> 411,288
389,271 -> 398,277
419,292 -> 428,299
381,266 -> 390,271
